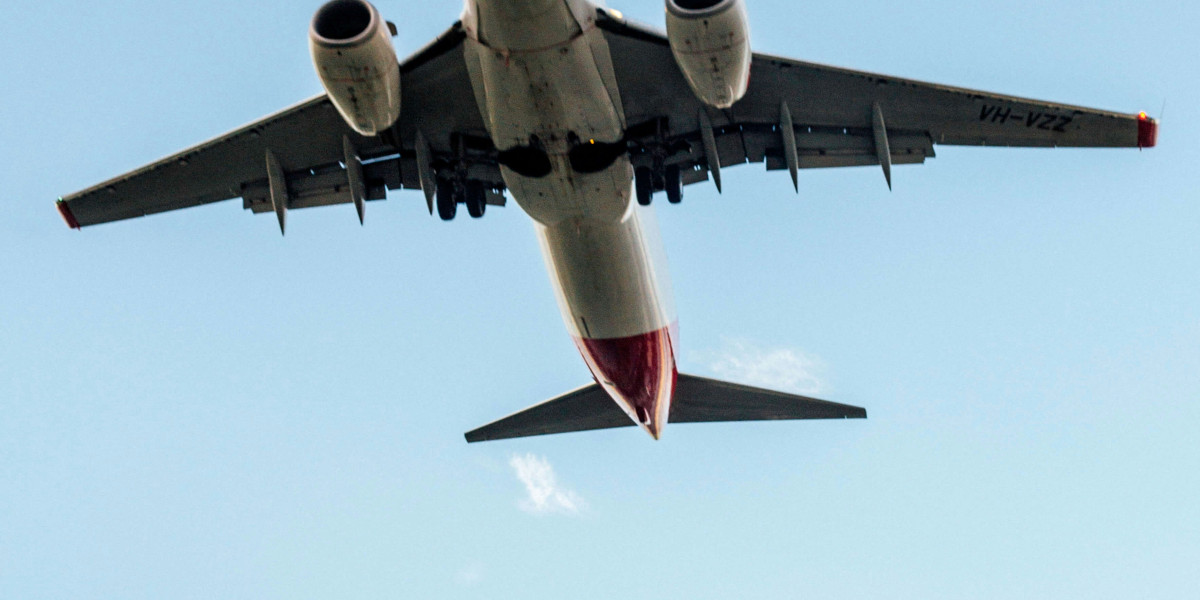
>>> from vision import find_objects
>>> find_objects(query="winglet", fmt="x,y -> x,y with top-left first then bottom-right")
55,199 -> 80,230
1137,112 -> 1158,148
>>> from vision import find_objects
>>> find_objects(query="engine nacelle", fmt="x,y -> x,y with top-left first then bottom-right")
664,0 -> 751,109
309,0 -> 401,136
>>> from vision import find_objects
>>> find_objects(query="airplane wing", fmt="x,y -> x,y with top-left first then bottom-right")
56,24 -> 496,231
465,373 -> 866,442
597,11 -> 1156,191
60,11 -> 1157,230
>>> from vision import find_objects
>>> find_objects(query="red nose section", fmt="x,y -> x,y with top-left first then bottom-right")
574,324 -> 678,439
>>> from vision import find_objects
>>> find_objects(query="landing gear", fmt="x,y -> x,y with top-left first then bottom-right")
437,178 -> 491,221
635,167 -> 653,206
664,164 -> 682,204
465,180 -> 486,218
633,163 -> 683,206
436,181 -> 457,221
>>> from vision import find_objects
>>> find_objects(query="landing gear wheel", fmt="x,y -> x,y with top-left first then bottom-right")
436,182 -> 457,221
465,180 -> 486,218
664,164 -> 683,204
634,167 -> 653,206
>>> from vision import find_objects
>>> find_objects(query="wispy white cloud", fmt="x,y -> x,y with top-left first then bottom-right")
509,453 -> 584,515
455,562 -> 484,587
700,338 -> 827,395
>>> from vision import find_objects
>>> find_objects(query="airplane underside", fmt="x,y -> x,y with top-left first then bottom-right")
466,0 -> 681,438
56,0 -> 1156,441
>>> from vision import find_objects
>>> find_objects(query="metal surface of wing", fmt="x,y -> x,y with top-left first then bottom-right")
57,23 -> 497,229
598,11 -> 1154,191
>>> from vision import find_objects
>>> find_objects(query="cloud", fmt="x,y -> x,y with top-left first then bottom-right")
455,562 -> 484,587
509,453 -> 585,515
700,338 -> 827,396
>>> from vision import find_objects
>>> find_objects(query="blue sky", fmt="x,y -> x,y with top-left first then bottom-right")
2,1 -> 1197,598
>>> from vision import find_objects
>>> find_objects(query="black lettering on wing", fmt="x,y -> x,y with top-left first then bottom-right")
1037,114 -> 1056,130
1053,116 -> 1072,133
1026,112 -> 1042,127
980,105 -> 997,121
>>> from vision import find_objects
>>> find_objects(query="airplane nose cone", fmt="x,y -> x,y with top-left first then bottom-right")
574,324 -> 678,439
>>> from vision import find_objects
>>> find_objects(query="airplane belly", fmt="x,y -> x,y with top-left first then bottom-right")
465,3 -> 622,151
465,0 -> 679,437
537,205 -> 679,438
463,9 -> 629,225
467,29 -> 624,153
537,205 -> 676,340
503,156 -> 634,226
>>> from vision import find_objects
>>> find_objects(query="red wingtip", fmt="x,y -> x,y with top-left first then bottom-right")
1137,112 -> 1158,148
56,200 -> 81,230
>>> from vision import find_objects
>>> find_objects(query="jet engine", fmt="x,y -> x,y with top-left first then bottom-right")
664,0 -> 751,109
309,0 -> 401,136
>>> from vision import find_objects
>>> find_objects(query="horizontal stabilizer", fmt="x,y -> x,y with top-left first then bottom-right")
465,383 -> 629,443
464,373 -> 865,443
670,374 -> 867,423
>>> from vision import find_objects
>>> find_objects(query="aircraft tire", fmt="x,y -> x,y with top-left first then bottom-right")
436,182 -> 457,221
635,167 -> 653,206
665,165 -> 682,204
465,180 -> 486,218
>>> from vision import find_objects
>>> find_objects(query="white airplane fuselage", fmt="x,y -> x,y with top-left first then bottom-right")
461,0 -> 677,438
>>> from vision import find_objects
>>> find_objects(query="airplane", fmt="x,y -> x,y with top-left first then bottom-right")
56,0 -> 1157,442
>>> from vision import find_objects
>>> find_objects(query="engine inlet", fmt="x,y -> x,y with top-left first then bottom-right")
312,0 -> 374,42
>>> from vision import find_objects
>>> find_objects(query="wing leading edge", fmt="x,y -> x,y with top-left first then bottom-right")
596,10 -> 1156,193
58,11 -> 1158,229
56,22 -> 495,231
